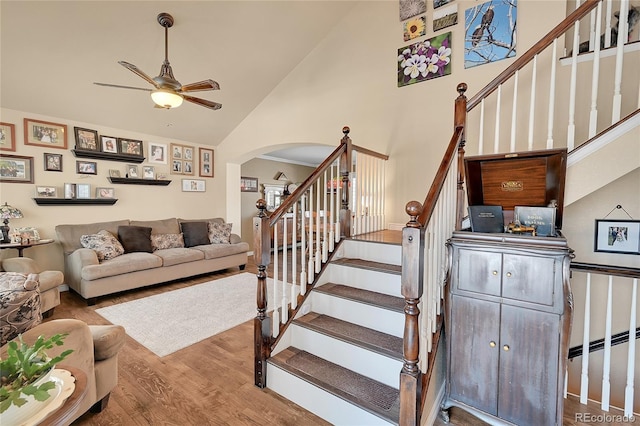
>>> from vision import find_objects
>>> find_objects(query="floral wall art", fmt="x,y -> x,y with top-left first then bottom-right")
403,16 -> 426,41
399,0 -> 427,21
464,0 -> 517,69
397,32 -> 452,87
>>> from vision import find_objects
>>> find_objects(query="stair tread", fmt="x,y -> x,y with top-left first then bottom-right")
294,312 -> 403,360
269,347 -> 400,424
315,283 -> 404,313
332,257 -> 402,275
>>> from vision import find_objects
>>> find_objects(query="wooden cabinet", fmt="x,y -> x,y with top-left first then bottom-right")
442,231 -> 573,426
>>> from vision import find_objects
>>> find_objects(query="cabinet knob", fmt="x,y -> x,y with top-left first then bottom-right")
489,341 -> 496,347
506,272 -> 512,278
503,345 -> 510,351
492,270 -> 498,276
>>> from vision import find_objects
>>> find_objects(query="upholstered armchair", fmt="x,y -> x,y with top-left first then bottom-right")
0,257 -> 63,317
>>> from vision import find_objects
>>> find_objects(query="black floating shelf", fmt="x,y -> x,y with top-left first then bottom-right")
33,198 -> 118,206
72,149 -> 145,164
108,177 -> 172,186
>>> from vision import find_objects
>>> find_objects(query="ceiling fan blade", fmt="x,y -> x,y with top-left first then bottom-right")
183,94 -> 222,110
118,61 -> 159,88
94,82 -> 152,92
180,79 -> 220,93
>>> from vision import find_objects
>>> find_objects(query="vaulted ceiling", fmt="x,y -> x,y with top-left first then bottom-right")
1,1 -> 358,162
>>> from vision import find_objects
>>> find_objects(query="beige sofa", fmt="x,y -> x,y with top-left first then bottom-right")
55,217 -> 249,305
0,258 -> 63,317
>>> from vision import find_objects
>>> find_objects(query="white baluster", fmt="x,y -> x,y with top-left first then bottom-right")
588,3 -> 597,51
624,278 -> 637,417
510,70 -> 519,152
273,222 -> 280,336
329,163 -> 335,251
308,186 -> 314,284
281,218 -> 288,324
528,55 -> 537,151
479,98 -> 485,155
601,275 -> 613,411
494,84 -> 502,154
546,38 -> 558,149
291,202 -> 298,309
322,170 -> 328,262
335,171 -> 341,243
604,0 -> 613,48
315,178 -> 321,273
589,2 -> 603,138
568,17 -> 580,151
580,273 -> 591,404
300,194 -> 307,293
611,0 -> 628,123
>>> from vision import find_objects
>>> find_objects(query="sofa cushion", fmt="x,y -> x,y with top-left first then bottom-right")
56,219 -> 130,255
0,273 -> 41,345
208,222 -> 233,244
153,247 -> 205,267
130,218 -> 180,235
80,230 -> 125,261
151,233 -> 185,251
181,222 -> 210,247
81,252 -> 162,281
193,241 -> 250,259
118,226 -> 153,253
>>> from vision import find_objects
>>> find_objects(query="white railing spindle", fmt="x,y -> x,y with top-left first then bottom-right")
479,98 -> 485,155
611,0 -> 628,123
624,278 -> 637,417
589,1 -> 603,138
494,84 -> 502,153
308,186 -> 314,284
580,273 -> 592,404
300,194 -> 307,292
527,55 -> 537,151
322,170 -> 328,262
568,16 -> 580,151
510,70 -> 519,152
601,275 -> 613,411
281,218 -> 288,324
546,38 -> 558,149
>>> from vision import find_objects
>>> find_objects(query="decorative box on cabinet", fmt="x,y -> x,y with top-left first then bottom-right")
442,231 -> 573,426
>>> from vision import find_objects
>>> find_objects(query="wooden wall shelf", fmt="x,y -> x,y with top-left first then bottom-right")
72,149 -> 145,164
108,177 -> 171,186
33,198 -> 118,206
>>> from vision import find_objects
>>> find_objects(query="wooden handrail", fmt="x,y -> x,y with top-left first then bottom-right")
467,0 -> 600,111
571,261 -> 640,279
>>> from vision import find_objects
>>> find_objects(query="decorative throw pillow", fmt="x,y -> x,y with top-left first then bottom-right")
80,230 -> 125,261
118,226 -> 153,253
151,233 -> 185,251
208,222 -> 233,244
180,222 -> 209,247
0,272 -> 41,345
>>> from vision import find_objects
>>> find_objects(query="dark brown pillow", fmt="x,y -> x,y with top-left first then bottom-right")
118,226 -> 153,253
180,221 -> 209,247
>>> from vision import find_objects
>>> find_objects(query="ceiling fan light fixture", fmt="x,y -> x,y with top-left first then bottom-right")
151,89 -> 183,108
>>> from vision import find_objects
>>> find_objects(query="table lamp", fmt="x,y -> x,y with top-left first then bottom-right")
0,202 -> 23,243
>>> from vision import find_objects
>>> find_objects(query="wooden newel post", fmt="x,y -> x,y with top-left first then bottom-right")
339,126 -> 352,238
454,83 -> 468,231
254,199 -> 272,388
399,201 -> 425,426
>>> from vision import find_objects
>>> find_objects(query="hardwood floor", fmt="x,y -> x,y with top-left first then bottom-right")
52,261 -> 330,426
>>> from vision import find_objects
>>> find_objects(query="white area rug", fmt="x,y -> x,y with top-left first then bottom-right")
96,273 -> 292,357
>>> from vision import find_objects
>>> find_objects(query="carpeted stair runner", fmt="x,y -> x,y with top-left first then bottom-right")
294,312 -> 403,360
332,257 -> 402,275
269,347 -> 400,424
314,283 -> 405,313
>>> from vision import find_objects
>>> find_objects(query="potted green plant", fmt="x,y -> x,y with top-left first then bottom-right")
0,333 -> 73,417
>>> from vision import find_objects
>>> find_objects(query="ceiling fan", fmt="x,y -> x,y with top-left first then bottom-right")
94,12 -> 221,110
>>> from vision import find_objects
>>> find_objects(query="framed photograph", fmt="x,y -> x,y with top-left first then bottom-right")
96,187 -> 115,199
183,161 -> 194,175
118,138 -> 144,157
172,160 -> 182,174
148,142 -> 167,164
64,183 -> 76,199
199,147 -> 214,177
109,169 -> 121,178
184,147 -> 194,161
35,186 -> 57,198
171,144 -> 183,159
142,165 -> 155,179
14,227 -> 40,242
76,183 -> 91,199
0,122 -> 16,151
126,164 -> 139,178
23,118 -> 67,149
44,153 -> 63,172
0,154 -> 34,183
240,176 -> 258,192
76,160 -> 97,175
182,179 -> 206,192
594,220 -> 640,255
74,127 -> 99,151
101,136 -> 118,153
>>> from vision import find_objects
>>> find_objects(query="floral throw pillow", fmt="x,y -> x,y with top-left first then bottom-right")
208,222 -> 233,244
151,233 -> 185,251
80,230 -> 125,261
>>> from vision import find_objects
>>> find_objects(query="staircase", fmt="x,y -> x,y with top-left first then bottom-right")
267,237 -> 404,425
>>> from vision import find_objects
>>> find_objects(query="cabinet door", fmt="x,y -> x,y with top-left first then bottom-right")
498,305 -> 560,425
456,249 -> 502,296
449,295 -> 500,415
501,253 -> 556,306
